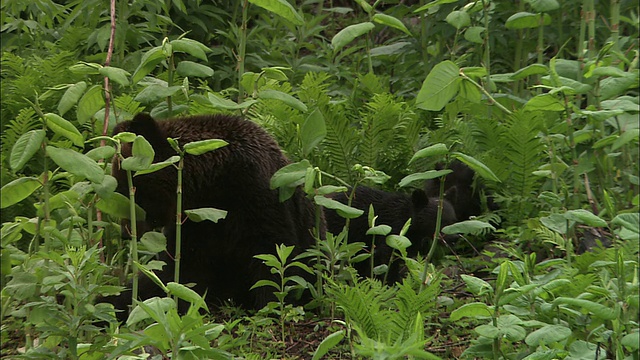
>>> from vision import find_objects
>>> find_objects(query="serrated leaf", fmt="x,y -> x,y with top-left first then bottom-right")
46,146 -> 105,183
185,208 -> 228,223
1,177 -> 42,209
44,113 -> 84,147
10,130 -> 46,171
332,22 -> 375,52
258,89 -> 308,112
58,81 -> 87,115
416,60 -> 461,111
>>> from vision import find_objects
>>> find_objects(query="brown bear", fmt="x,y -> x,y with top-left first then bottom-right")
324,186 -> 457,284
111,113 -> 321,312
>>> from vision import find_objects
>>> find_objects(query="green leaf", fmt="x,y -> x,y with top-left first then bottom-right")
611,128 -> 639,151
370,42 -> 411,57
135,156 -> 180,175
170,38 -> 210,61
511,64 -> 549,80
372,13 -> 411,36
10,130 -> 46,171
386,234 -> 411,251
0,177 -> 42,209
58,81 -> 87,115
331,22 -> 375,53
68,62 -> 102,75
451,152 -> 501,182
414,0 -> 458,13
528,0 -> 560,12
409,143 -> 449,163
184,139 -> 228,155
134,85 -> 182,104
314,195 -> 364,219
464,26 -> 485,44
621,332 -> 639,350
300,108 -> 326,156
95,192 -> 146,220
600,72 -> 638,100
450,302 -> 493,321
270,160 -> 311,189
98,66 -> 131,86
176,61 -> 214,78
524,94 -> 565,112
167,282 -> 208,310
611,213 -> 639,234
46,146 -> 105,183
446,10 -> 471,29
44,113 -> 84,148
248,0 -> 304,25
553,297 -> 619,320
505,12 -> 552,29
399,170 -> 452,188
250,279 -> 280,290
92,174 -> 117,199
562,209 -> 607,227
77,85 -> 105,125
525,325 -> 571,346
461,275 -> 493,296
207,92 -> 257,110
312,330 -> 345,360
132,46 -> 165,84
121,135 -> 155,172
416,60 -> 461,111
140,231 -> 167,253
442,220 -> 496,235
85,146 -> 116,161
258,89 -> 308,112
126,297 -> 174,327
366,224 -> 392,236
185,208 -> 228,223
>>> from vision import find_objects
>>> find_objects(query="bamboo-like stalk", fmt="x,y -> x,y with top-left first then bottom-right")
173,156 -> 184,287
238,0 -> 249,104
127,169 -> 139,304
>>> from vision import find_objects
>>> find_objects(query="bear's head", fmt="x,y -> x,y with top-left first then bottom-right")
407,189 -> 457,253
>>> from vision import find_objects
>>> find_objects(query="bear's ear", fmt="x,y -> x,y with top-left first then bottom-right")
119,113 -> 167,148
411,189 -> 430,209
444,185 -> 458,204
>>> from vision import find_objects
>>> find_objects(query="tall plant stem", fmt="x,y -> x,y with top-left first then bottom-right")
174,157 -> 184,287
481,0 -> 492,114
610,0 -> 620,53
127,169 -> 139,304
423,173 -> 447,281
238,0 -> 249,104
167,52 -> 175,117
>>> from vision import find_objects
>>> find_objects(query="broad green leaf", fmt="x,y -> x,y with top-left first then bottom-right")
250,279 -> 280,290
300,109 -> 326,156
1,177 -> 42,209
185,208 -> 228,223
170,38 -> 210,61
113,132 -> 137,143
98,66 -> 130,86
167,282 -> 207,310
459,80 -> 482,103
416,61 -> 461,111
140,231 -> 167,253
442,220 -> 496,235
270,160 -> 311,189
414,0 -> 458,13
34,190 -> 79,217
312,330 -> 345,360
132,46 -> 165,84
134,85 -> 182,104
451,152 -> 501,182
68,62 -> 102,75
354,0 -> 372,13
184,139 -> 228,155
450,302 -> 493,321
135,156 -> 181,175
511,64 -> 549,80
372,13 -> 411,36
10,130 -> 46,171
331,22 -> 375,53
58,81 -> 87,115
562,209 -> 607,227
258,89 -> 308,112
621,332 -> 639,350
600,73 -> 638,100
409,143 -> 449,163
399,170 -> 452,188
553,297 -> 619,320
611,128 -> 639,151
540,213 -> 568,234
248,0 -> 304,25
524,94 -> 565,112
44,113 -> 84,148
528,0 -> 560,12
85,146 -> 116,161
386,234 -> 411,251
77,85 -> 105,125
95,192 -> 146,220
263,67 -> 290,81
46,146 -> 105,183
464,26 -> 485,44
123,135 -> 155,172
525,325 -> 571,346
370,42 -> 411,57
611,213 -> 639,234
505,12 -> 552,29
446,10 -> 470,29
474,324 -> 499,339
316,185 -> 348,196
126,297 -> 174,327
314,195 -> 364,219
176,61 -> 214,78
207,92 -> 257,110
92,174 -> 117,199
366,224 -> 392,236
461,275 -> 493,296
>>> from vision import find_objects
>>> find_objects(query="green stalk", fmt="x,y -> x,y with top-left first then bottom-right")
238,0 -> 249,104
460,72 -> 513,115
166,52 -> 174,117
481,0 -> 492,114
126,169 -> 139,304
174,157 -> 184,287
610,0 -> 620,53
424,173 -> 446,265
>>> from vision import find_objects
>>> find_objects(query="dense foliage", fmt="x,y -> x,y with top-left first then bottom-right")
1,0 -> 638,359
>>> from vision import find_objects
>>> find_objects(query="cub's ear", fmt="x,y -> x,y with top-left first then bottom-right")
411,189 -> 430,209
114,113 -> 167,148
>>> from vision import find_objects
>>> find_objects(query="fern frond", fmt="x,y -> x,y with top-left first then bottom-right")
389,277 -> 441,340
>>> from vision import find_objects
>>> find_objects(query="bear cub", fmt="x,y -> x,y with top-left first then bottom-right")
324,186 -> 457,284
110,113 -> 321,313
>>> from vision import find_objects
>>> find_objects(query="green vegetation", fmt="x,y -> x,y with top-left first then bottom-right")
1,0 -> 638,358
